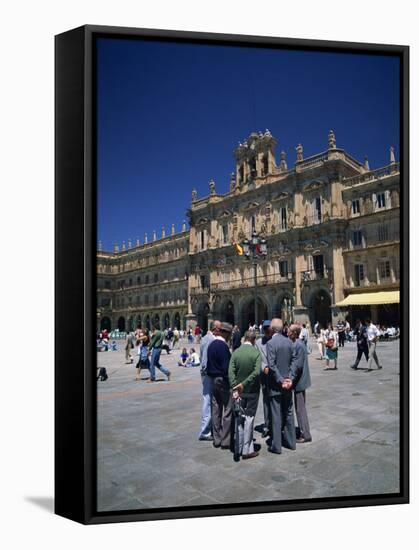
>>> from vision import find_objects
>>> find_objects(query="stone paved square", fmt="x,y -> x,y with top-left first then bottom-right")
97,338 -> 400,512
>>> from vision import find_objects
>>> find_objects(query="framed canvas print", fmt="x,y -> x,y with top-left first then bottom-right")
55,25 -> 409,524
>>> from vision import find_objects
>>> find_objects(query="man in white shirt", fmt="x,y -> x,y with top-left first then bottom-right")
365,319 -> 383,371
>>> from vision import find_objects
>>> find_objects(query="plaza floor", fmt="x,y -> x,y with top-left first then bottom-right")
97,338 -> 400,512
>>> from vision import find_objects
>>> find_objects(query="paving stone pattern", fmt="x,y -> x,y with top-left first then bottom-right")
97,339 -> 400,512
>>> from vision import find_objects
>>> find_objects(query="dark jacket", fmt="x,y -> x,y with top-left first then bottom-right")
293,338 -> 312,392
354,324 -> 368,349
266,332 -> 298,396
206,338 -> 231,379
232,330 -> 242,351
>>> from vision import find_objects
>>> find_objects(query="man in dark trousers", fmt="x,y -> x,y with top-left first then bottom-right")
266,318 -> 298,454
336,319 -> 346,347
255,320 -> 272,438
350,319 -> 369,370
206,322 -> 233,449
288,324 -> 312,443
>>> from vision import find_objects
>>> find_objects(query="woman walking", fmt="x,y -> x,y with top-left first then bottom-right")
135,329 -> 150,381
316,324 -> 327,360
324,323 -> 338,370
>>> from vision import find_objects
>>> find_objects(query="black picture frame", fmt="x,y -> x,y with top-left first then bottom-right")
55,24 -> 409,525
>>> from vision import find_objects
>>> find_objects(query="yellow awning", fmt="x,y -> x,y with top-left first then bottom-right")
336,290 -> 399,306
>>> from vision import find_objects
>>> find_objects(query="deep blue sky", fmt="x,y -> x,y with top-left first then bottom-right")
97,38 -> 400,251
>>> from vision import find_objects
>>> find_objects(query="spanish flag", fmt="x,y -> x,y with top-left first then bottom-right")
234,242 -> 244,256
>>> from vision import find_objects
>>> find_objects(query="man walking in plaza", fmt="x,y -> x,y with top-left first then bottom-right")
351,319 -> 369,370
229,331 -> 261,459
336,319 -> 346,347
288,324 -> 312,443
255,320 -> 272,439
266,318 -> 298,454
148,323 -> 171,382
206,322 -> 233,449
365,318 -> 383,371
198,319 -> 221,441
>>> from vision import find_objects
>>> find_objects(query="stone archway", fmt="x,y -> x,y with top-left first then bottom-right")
117,316 -> 126,332
308,287 -> 332,329
152,313 -> 160,329
163,312 -> 170,329
145,315 -> 151,330
127,315 -> 135,332
135,314 -> 142,329
273,292 -> 294,324
197,302 -> 210,333
220,299 -> 235,326
239,296 -> 268,331
100,316 -> 111,331
173,312 -> 181,330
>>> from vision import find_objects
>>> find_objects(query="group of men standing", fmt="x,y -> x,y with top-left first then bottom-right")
198,318 -> 312,460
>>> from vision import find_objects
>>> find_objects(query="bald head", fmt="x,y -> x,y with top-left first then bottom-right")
270,318 -> 283,334
211,319 -> 221,335
288,323 -> 301,341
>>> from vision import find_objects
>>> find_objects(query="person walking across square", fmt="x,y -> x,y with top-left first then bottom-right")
148,324 -> 171,382
365,319 -> 383,371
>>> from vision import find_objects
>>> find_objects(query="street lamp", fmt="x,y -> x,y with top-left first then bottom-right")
240,230 -> 268,328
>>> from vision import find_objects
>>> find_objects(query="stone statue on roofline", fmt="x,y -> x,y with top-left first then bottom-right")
328,129 -> 337,149
296,143 -> 303,162
191,188 -> 197,202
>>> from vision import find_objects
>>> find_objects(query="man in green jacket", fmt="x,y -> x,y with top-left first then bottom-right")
229,331 -> 261,459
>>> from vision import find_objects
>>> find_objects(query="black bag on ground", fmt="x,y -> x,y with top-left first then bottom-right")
97,367 -> 108,381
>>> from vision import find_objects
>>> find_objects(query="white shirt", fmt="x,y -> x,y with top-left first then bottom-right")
367,323 -> 380,341
189,352 -> 200,366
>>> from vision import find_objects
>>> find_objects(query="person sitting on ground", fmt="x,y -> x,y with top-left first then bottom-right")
178,347 -> 189,366
186,348 -> 201,367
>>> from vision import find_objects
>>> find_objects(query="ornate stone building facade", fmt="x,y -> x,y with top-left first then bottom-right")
97,226 -> 189,332
187,130 -> 400,331
97,130 -> 400,333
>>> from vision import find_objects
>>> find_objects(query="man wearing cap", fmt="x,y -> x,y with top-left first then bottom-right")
255,320 -> 272,439
266,318 -> 298,454
206,322 -> 233,449
229,330 -> 262,459
288,324 -> 312,443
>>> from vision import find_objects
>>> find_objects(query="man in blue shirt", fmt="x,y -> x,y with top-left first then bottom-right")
207,322 -> 233,449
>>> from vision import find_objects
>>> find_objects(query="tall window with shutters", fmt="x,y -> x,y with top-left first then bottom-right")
354,264 -> 365,287
280,207 -> 287,230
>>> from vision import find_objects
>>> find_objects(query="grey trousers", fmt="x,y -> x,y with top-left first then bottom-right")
211,377 -> 233,447
269,392 -> 296,453
367,341 -> 382,369
237,415 -> 256,456
294,390 -> 312,441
